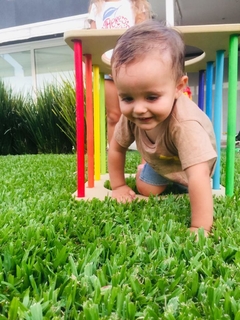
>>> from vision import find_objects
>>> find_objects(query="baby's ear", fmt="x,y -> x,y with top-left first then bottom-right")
175,75 -> 188,98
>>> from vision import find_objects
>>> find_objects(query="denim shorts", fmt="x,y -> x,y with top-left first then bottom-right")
139,163 -> 188,193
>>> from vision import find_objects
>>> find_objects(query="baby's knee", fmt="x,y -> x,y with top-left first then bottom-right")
136,174 -> 166,196
138,184 -> 166,197
107,111 -> 121,125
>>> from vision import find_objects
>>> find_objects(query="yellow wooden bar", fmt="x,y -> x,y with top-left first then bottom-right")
93,65 -> 100,181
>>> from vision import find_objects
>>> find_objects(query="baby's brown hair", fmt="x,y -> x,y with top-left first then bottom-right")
111,20 -> 185,81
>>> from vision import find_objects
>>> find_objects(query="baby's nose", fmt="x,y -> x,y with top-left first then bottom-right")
133,102 -> 147,114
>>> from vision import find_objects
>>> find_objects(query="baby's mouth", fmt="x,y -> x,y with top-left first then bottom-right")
138,117 -> 153,122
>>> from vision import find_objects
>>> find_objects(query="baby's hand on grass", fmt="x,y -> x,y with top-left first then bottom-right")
112,185 -> 136,203
189,227 -> 210,240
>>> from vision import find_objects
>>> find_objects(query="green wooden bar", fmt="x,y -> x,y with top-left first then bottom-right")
226,34 -> 239,196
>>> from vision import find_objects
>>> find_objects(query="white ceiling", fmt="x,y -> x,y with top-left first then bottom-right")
150,0 -> 240,26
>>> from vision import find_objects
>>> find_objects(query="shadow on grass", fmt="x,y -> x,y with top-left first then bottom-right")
104,175 -> 188,196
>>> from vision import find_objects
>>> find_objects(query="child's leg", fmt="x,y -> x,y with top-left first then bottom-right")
136,163 -> 168,197
105,79 -> 121,143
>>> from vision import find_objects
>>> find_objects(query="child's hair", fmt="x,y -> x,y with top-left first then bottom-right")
89,0 -> 152,20
111,20 -> 185,80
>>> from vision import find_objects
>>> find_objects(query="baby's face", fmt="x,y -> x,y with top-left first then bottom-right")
113,52 -> 186,132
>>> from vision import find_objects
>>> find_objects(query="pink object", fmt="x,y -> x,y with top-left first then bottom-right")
183,86 -> 192,99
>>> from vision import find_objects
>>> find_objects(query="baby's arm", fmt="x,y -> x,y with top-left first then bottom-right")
185,161 -> 213,235
135,3 -> 151,24
135,13 -> 147,24
108,138 -> 136,202
90,20 -> 96,29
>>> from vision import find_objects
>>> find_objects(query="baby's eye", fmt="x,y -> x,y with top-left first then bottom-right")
121,96 -> 134,103
146,95 -> 158,101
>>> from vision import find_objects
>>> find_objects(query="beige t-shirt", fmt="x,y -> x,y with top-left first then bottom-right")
114,95 -> 217,186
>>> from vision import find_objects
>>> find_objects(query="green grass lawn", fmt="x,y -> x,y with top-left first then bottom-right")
0,151 -> 240,319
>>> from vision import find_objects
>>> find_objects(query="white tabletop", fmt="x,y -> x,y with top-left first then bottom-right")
64,24 -> 240,73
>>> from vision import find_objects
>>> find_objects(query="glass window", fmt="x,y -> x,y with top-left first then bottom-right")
35,45 -> 74,90
0,50 -> 32,95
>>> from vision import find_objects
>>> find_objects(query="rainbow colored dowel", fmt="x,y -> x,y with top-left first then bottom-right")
65,25 -> 239,199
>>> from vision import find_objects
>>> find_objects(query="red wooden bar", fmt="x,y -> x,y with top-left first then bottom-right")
74,40 -> 85,197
